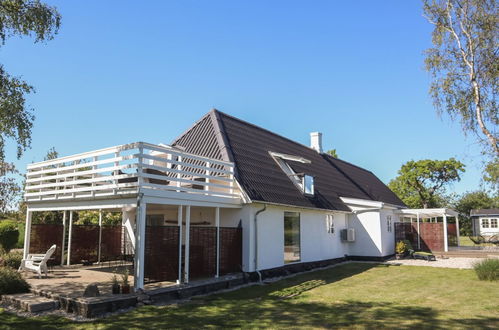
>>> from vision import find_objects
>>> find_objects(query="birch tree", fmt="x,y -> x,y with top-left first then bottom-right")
423,0 -> 498,157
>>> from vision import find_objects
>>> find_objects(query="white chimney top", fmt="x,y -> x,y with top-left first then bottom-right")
310,132 -> 323,153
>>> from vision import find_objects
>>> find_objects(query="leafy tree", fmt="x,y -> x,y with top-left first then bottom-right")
0,162 -> 20,212
0,0 -> 61,161
423,0 -> 498,157
326,149 -> 338,158
483,158 -> 498,191
388,158 -> 465,208
75,211 -> 122,226
453,190 -> 499,235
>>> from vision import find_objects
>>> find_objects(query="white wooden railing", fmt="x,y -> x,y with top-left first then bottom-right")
24,142 -> 238,202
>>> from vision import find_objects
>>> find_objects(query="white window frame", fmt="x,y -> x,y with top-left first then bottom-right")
490,218 -> 498,228
481,218 -> 490,228
387,215 -> 392,232
326,214 -> 334,234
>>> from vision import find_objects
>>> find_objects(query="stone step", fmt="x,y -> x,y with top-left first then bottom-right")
2,293 -> 59,313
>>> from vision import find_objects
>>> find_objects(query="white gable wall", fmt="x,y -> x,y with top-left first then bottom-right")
346,210 -> 383,257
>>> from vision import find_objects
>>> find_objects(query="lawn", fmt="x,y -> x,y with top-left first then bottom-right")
0,262 -> 498,329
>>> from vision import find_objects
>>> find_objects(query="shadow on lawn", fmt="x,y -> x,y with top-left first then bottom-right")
1,263 -> 497,329
93,263 -> 498,329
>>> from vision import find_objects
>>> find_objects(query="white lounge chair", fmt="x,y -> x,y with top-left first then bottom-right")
18,244 -> 57,278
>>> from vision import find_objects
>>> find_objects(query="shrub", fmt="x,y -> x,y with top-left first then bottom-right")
473,258 -> 499,281
395,241 -> 407,254
0,266 -> 30,296
0,250 -> 23,269
0,221 -> 20,252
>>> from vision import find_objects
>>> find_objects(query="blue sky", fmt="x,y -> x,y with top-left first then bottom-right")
1,1 -> 486,194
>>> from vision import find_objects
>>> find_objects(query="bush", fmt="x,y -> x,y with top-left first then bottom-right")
0,221 -> 20,252
473,258 -> 499,281
0,266 -> 30,296
0,250 -> 23,269
395,241 -> 407,254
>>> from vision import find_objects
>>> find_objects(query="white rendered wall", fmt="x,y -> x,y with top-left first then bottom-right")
250,204 -> 348,272
346,208 -> 382,257
379,208 -> 397,256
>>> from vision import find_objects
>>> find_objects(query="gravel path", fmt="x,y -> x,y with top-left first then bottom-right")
384,257 -> 483,269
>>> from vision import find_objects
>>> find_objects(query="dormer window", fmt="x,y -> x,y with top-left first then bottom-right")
269,151 -> 314,196
303,175 -> 314,195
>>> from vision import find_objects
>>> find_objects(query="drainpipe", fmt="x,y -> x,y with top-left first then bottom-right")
254,204 -> 267,282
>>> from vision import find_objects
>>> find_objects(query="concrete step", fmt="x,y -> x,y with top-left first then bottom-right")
2,293 -> 59,313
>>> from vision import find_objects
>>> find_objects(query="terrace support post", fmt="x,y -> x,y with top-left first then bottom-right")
443,214 -> 448,252
455,216 -> 460,247
416,213 -> 420,250
215,207 -> 220,278
23,210 -> 32,259
67,211 -> 74,265
184,205 -> 191,284
177,205 -> 183,284
134,198 -> 146,290
97,209 -> 102,264
61,211 -> 66,266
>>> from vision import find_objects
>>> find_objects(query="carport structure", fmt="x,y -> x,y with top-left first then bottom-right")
395,208 -> 460,252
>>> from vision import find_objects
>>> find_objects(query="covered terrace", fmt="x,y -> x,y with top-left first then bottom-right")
395,208 -> 460,252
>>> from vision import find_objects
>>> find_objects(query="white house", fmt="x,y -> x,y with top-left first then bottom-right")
23,109 -> 410,290
471,209 -> 499,237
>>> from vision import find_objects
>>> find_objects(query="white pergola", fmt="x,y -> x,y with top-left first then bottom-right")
396,208 -> 460,252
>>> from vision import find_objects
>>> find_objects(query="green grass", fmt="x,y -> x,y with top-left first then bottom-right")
459,236 -> 494,247
1,263 -> 498,329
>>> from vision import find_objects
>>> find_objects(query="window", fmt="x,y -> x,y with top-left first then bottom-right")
481,218 -> 490,228
491,218 -> 498,228
326,214 -> 334,234
269,152 -> 314,196
303,175 -> 314,195
387,215 -> 392,232
284,212 -> 301,263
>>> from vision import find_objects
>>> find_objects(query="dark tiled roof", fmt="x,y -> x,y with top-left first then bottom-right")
471,209 -> 499,216
323,155 -> 405,206
172,109 -> 406,211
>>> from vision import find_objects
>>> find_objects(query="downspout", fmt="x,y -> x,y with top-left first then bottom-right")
254,204 -> 267,282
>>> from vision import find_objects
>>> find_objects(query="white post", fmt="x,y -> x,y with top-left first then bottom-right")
23,210 -> 32,259
443,214 -> 448,252
134,200 -> 146,290
416,213 -> 421,250
177,205 -> 183,284
455,216 -> 460,247
184,205 -> 191,284
61,211 -> 66,266
67,211 -> 74,265
215,207 -> 220,278
97,209 -> 103,264
205,161 -> 210,195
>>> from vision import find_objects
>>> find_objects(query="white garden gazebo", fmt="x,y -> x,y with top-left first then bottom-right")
396,208 -> 460,252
